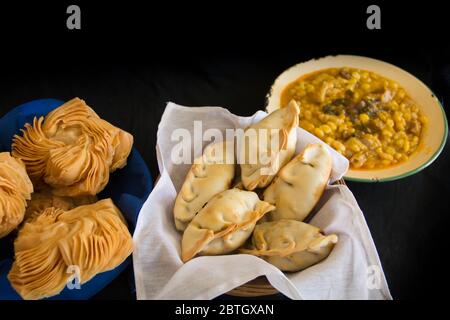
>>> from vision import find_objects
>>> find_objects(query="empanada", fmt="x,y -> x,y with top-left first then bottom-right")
0,152 -> 33,238
174,141 -> 235,231
241,219 -> 338,272
8,199 -> 133,300
12,97 -> 133,196
239,100 -> 299,190
264,143 -> 332,221
181,188 -> 274,262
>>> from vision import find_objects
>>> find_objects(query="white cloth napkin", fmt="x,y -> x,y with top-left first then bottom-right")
133,102 -> 392,300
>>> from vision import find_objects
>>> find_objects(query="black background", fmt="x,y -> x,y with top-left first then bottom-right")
0,1 -> 449,300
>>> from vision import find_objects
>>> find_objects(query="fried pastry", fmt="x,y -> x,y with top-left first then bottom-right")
0,152 -> 33,238
24,188 -> 97,222
12,97 -> 133,196
8,199 -> 133,300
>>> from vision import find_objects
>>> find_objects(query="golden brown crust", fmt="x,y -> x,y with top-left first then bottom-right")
8,199 -> 132,300
12,98 -> 133,196
181,189 -> 275,262
240,100 -> 300,190
174,141 -> 235,231
0,152 -> 33,238
263,143 -> 332,222
24,188 -> 97,223
240,219 -> 337,272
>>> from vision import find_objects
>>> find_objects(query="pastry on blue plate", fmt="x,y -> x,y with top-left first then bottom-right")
8,199 -> 133,300
24,187 -> 97,223
12,98 -> 133,197
0,152 -> 33,238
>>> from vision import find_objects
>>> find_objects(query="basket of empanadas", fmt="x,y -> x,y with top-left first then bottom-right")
133,101 -> 391,299
0,98 -> 152,299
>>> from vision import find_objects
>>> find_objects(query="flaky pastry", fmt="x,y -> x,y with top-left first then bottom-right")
8,199 -> 133,300
12,98 -> 133,196
0,152 -> 33,238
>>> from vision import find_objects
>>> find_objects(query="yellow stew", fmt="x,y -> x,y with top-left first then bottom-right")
281,67 -> 428,169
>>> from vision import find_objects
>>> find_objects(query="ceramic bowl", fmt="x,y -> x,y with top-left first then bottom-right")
266,55 -> 448,182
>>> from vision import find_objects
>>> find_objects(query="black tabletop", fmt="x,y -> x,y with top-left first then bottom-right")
1,2 -> 449,300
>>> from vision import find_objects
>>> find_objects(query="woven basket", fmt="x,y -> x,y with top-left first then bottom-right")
226,178 -> 346,297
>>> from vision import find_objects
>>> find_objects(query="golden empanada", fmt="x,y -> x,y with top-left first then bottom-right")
8,199 -> 133,300
181,188 -> 274,262
12,97 -> 133,196
174,141 -> 235,231
0,152 -> 33,238
239,100 -> 299,190
264,143 -> 332,222
241,219 -> 337,272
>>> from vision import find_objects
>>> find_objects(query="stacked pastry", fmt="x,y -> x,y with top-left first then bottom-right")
0,153 -> 33,238
12,97 -> 133,196
0,98 -> 134,299
175,100 -> 338,272
24,188 -> 97,223
8,199 -> 133,300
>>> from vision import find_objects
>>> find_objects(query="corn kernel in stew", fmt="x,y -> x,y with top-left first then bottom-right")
281,67 -> 428,169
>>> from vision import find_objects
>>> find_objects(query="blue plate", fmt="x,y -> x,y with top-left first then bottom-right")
0,99 -> 152,300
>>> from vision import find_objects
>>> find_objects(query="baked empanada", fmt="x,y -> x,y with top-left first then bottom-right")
174,141 -> 235,231
239,100 -> 299,190
240,219 -> 337,272
8,199 -> 133,300
264,143 -> 332,221
12,97 -> 133,196
0,152 -> 33,238
181,188 -> 274,262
